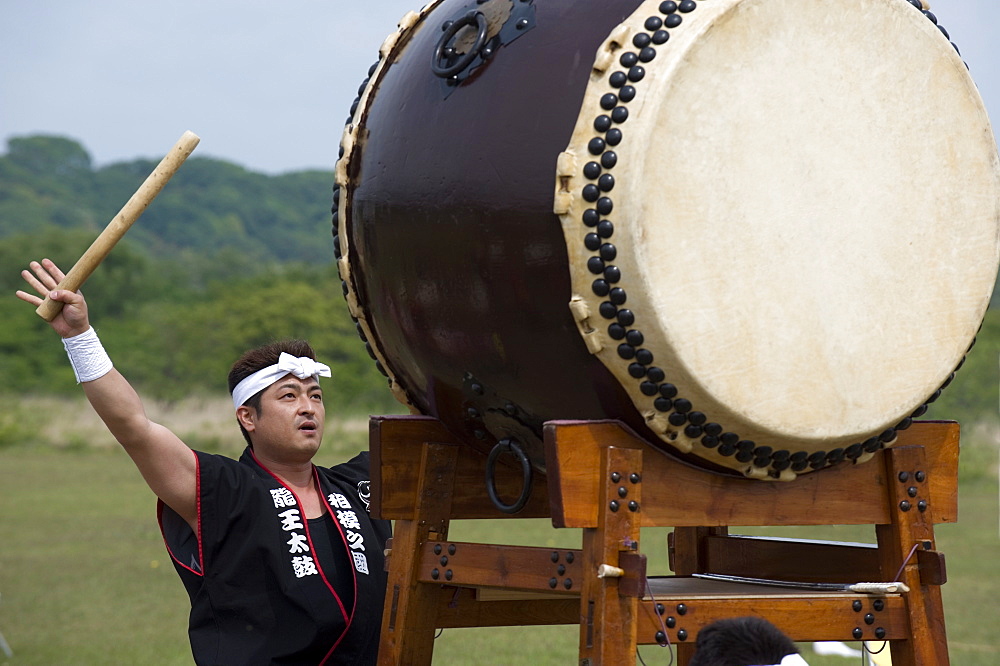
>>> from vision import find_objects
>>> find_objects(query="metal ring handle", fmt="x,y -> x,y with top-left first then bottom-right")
485,438 -> 533,514
431,11 -> 489,78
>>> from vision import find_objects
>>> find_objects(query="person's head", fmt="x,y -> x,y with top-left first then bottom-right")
228,340 -> 328,454
688,616 -> 804,666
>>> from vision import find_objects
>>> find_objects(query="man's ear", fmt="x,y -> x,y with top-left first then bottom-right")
236,405 -> 257,432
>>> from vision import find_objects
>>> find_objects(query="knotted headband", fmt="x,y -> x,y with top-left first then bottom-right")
232,352 -> 332,408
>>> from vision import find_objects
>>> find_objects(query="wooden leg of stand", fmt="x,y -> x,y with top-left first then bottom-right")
876,445 -> 950,666
378,443 -> 459,666
579,446 -> 642,665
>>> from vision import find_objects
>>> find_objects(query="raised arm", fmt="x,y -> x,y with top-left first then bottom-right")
16,259 -> 198,529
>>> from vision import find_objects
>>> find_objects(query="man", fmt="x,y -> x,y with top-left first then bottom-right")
688,616 -> 809,666
16,258 -> 390,665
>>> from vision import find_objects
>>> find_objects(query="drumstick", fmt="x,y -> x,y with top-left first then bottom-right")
35,130 -> 201,321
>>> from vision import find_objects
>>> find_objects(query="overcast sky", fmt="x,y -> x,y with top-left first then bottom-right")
2,0 -> 997,174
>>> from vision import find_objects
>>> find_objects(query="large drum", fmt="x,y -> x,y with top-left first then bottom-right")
334,0 -> 1000,483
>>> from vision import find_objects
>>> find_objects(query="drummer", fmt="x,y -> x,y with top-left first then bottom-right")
16,258 -> 391,665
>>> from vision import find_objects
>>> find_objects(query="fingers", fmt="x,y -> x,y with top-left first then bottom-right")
14,289 -> 42,307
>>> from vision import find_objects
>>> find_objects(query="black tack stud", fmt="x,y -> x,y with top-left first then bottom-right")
875,628 -> 886,640
665,14 -> 682,28
604,265 -> 621,283
609,287 -> 627,305
598,174 -> 615,192
606,128 -> 623,146
600,93 -> 618,110
907,486 -> 918,498
563,578 -> 573,590
620,52 -> 639,67
599,302 -> 618,320
676,604 -> 687,615
616,343 -> 635,359
445,569 -> 453,581
592,279 -> 610,297
583,209 -> 600,226
583,162 -> 601,180
639,47 -> 656,63
594,115 -> 613,132
879,428 -> 897,443
630,473 -> 640,483
628,501 -> 639,512
565,552 -> 575,563
720,432 -> 739,446
611,106 -> 629,124
601,152 -> 618,169
608,323 -> 626,340
609,500 -> 620,512
915,471 -> 926,482
853,600 -> 863,612
644,16 -> 663,30
655,603 -> 665,615
585,233 -> 601,250
668,412 -> 687,427
874,599 -> 885,611
659,1 -> 678,13
611,472 -> 621,482
628,66 -> 645,82
587,257 -> 605,274
704,423 -> 722,436
557,564 -> 565,575
618,486 -> 628,498
865,613 -> 875,625
684,425 -> 703,439
635,349 -> 653,365
666,616 -> 676,628
626,330 -> 644,346
853,627 -> 864,640
609,72 -> 627,89
588,137 -> 606,155
551,551 -> 560,563
619,86 -> 636,102
701,435 -> 719,448
677,629 -> 688,641
655,631 -> 667,645
646,367 -> 665,383
652,29 -> 669,44
679,0 -> 697,12
434,543 -> 442,555
687,411 -> 707,426
900,501 -> 912,512
597,220 -> 614,238
673,398 -> 692,413
432,568 -> 440,580
654,397 -> 673,412
597,196 -> 614,214
640,381 -> 658,396
617,309 -> 635,326
918,500 -> 928,512
735,450 -> 754,464
633,32 -> 652,48
549,577 -> 558,588
582,184 -> 600,201
898,471 -> 910,483
448,544 -> 456,556
628,363 -> 647,379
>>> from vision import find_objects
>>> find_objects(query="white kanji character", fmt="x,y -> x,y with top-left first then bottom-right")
336,510 -> 361,530
278,508 -> 304,531
292,555 -> 318,578
346,530 -> 365,551
287,532 -> 309,554
327,493 -> 352,509
351,552 -> 369,575
270,488 -> 296,508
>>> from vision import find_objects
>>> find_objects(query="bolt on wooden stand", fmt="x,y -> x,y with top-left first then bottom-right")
371,416 -> 957,665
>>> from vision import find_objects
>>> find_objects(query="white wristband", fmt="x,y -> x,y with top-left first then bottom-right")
62,327 -> 114,383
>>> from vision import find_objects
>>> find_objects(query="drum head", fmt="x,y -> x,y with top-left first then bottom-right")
557,0 -> 1000,477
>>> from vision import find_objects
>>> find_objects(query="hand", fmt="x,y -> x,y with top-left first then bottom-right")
15,259 -> 91,338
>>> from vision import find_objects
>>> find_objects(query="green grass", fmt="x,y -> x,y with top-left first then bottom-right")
1,424 -> 997,665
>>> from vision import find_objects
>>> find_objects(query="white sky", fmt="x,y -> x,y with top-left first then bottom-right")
1,0 -> 997,174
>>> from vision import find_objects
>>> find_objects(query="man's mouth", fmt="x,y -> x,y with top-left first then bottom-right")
299,421 -> 317,432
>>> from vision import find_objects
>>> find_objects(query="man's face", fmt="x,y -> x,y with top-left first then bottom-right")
242,374 -> 325,462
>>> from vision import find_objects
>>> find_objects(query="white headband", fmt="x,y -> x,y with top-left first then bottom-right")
232,352 -> 332,408
757,654 -> 810,666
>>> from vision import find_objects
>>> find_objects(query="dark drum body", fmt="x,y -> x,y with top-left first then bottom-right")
334,0 -> 1000,484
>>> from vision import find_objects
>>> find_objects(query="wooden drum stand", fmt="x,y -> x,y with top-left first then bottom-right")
371,416 -> 957,665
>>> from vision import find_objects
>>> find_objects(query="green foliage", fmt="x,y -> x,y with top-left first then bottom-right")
926,308 -> 1000,428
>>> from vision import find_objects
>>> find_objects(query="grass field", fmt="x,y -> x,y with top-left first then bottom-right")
1,400 -> 998,664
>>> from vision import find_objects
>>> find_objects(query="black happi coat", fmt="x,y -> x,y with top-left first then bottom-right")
158,448 -> 391,665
